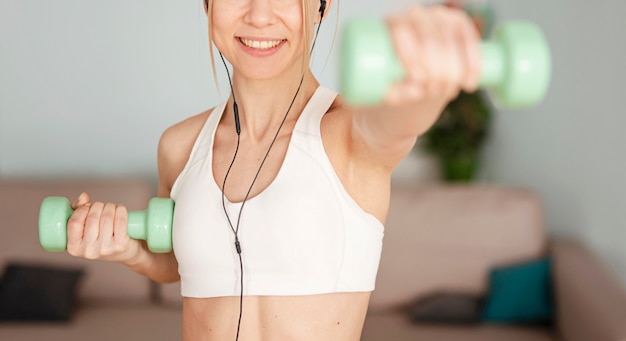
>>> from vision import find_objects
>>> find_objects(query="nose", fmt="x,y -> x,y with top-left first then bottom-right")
244,0 -> 277,28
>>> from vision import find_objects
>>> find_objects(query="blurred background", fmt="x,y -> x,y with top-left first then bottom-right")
1,0 -> 625,340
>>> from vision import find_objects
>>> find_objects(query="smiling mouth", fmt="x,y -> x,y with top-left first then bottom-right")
239,38 -> 285,50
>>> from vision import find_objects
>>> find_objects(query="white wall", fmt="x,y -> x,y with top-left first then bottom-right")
2,1 -> 625,284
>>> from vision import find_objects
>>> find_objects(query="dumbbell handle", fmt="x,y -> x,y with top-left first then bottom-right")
127,208 -> 173,250
127,210 -> 153,240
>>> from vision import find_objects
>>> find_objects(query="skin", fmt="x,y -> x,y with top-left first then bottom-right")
66,1 -> 480,340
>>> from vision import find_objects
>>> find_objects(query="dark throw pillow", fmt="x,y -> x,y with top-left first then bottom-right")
482,257 -> 553,325
0,263 -> 84,322
409,292 -> 485,324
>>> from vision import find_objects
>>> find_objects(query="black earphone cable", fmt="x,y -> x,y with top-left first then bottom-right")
219,61 -> 304,341
219,3 -> 326,340
219,51 -> 246,340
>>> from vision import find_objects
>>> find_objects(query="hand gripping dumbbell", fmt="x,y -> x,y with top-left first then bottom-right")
340,19 -> 552,108
39,197 -> 174,253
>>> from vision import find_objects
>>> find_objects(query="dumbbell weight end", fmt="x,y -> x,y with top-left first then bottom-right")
127,198 -> 174,253
480,23 -> 551,108
39,196 -> 74,252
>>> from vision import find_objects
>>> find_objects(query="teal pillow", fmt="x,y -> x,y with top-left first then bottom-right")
482,258 -> 553,324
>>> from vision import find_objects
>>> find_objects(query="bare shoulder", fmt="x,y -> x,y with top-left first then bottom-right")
321,96 -> 392,222
159,110 -> 211,155
157,109 -> 214,195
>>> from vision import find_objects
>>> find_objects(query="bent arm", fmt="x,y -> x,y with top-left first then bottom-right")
121,120 -> 198,284
125,112 -> 209,283
123,242 -> 179,283
122,179 -> 180,283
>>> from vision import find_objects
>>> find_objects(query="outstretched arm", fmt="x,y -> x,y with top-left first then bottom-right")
350,5 -> 481,168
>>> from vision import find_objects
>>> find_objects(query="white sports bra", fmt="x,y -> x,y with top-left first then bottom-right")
170,86 -> 384,297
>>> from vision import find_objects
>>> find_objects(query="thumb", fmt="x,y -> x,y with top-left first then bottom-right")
71,192 -> 91,209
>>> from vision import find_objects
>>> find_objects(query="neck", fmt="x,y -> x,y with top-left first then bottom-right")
227,68 -> 319,140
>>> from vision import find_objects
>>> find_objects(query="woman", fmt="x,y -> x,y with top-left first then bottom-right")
66,0 -> 481,340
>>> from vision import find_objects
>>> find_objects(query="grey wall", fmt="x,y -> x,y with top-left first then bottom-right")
2,1 -> 625,284
480,0 -> 626,285
0,0 -> 383,178
1,1 -> 210,177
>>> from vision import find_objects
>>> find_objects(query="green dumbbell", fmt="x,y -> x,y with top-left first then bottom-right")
340,19 -> 552,108
38,196 -> 174,253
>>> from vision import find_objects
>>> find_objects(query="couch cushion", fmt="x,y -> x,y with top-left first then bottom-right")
0,178 -> 156,303
370,184 -> 547,312
361,312 -> 555,341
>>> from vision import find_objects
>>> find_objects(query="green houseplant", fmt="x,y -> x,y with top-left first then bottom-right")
421,0 -> 495,182
421,90 -> 492,182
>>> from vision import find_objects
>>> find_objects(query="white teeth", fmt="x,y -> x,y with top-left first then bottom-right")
240,38 -> 282,50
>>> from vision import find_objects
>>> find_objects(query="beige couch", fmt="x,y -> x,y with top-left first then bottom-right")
361,184 -> 626,341
2,178 -> 625,341
0,178 -> 181,341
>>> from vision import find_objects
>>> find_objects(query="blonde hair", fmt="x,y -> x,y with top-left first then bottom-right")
204,0 -> 338,94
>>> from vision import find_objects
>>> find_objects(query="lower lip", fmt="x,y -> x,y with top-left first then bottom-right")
237,38 -> 286,57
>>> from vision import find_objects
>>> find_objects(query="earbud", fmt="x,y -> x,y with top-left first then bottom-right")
319,0 -> 327,20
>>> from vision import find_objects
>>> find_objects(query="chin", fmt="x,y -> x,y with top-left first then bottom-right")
239,60 -> 303,82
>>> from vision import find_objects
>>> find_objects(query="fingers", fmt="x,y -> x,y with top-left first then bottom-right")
387,11 -> 425,83
385,11 -> 426,105
99,203 -> 119,241
67,203 -> 88,253
385,5 -> 482,105
82,202 -> 104,257
66,199 -> 131,261
71,192 -> 91,209
413,7 -> 446,97
113,206 -> 129,245
456,11 -> 482,92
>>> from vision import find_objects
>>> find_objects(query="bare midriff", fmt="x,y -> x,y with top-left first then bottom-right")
181,292 -> 371,341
